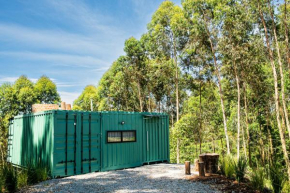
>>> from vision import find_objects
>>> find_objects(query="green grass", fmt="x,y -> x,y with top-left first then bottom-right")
233,156 -> 247,183
0,161 -> 49,192
219,155 -> 235,178
269,164 -> 285,193
249,167 -> 265,191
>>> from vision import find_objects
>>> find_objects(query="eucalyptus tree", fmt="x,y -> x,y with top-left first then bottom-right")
73,85 -> 99,111
34,76 -> 60,104
219,0 -> 257,159
182,0 -> 231,154
124,37 -> 148,112
13,75 -> 36,114
147,1 -> 187,163
257,0 -> 290,180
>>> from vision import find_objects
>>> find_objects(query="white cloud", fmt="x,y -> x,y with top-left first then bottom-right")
0,76 -> 38,84
0,24 -> 110,55
0,51 -> 110,68
58,91 -> 80,105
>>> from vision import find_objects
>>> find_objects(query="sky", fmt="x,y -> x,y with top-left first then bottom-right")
0,0 -> 180,105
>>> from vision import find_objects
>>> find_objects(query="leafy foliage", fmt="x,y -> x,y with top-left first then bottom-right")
233,157 -> 247,183
249,167 -> 266,191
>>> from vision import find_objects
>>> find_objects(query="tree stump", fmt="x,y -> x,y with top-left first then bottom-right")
198,162 -> 205,177
199,153 -> 219,173
185,161 -> 191,175
194,159 -> 199,172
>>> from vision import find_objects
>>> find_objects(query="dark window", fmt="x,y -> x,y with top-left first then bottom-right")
107,130 -> 136,143
107,131 -> 121,143
122,131 -> 136,142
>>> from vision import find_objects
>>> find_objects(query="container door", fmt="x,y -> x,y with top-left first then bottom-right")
145,117 -> 159,162
80,113 -> 101,174
54,112 -> 101,177
144,116 -> 169,163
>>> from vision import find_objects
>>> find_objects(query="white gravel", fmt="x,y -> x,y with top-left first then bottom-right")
21,164 -> 220,193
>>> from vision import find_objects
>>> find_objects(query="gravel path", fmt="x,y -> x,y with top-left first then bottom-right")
21,164 -> 220,193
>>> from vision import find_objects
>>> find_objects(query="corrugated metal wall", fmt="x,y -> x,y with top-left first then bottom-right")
52,111 -> 101,177
8,110 -> 169,177
143,115 -> 170,163
7,112 -> 54,171
101,112 -> 143,171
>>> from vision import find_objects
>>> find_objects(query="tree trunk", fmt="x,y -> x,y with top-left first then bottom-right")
203,17 -> 230,154
137,80 -> 143,112
244,83 -> 251,166
199,67 -> 203,154
284,0 -> 290,73
258,0 -> 290,181
268,0 -> 290,139
259,118 -> 265,165
173,39 -> 180,163
266,114 -> 274,164
234,61 -> 241,159
177,139 -> 180,163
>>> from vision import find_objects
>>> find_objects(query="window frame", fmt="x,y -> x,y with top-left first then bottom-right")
106,130 -> 137,143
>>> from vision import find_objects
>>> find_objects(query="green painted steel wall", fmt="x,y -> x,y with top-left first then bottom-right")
143,115 -> 169,163
52,111 -> 101,177
8,110 -> 169,177
100,112 -> 144,171
7,112 -> 54,172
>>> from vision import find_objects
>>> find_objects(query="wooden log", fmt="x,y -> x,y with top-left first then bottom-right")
194,159 -> 199,172
198,162 -> 205,177
185,161 -> 191,175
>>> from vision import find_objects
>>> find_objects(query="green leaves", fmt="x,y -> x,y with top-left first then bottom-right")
34,76 -> 60,104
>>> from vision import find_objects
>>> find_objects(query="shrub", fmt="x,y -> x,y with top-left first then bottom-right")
249,167 -> 265,191
17,169 -> 28,189
1,163 -> 17,193
27,162 -> 48,184
219,156 -> 226,175
225,156 -> 235,178
219,155 -> 235,178
233,156 -> 247,183
269,164 -> 285,193
282,181 -> 290,193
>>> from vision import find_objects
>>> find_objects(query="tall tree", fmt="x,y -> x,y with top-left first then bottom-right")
183,0 -> 231,154
34,76 -> 60,104
257,0 -> 290,180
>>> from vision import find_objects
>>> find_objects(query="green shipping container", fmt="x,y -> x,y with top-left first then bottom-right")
7,110 -> 169,177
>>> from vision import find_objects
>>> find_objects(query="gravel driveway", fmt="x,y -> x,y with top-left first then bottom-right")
21,164 -> 219,193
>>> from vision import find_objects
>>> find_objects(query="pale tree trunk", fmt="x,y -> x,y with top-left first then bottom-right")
234,61 -> 241,159
173,40 -> 180,163
284,0 -> 290,72
242,122 -> 247,159
266,115 -> 274,164
259,117 -> 265,165
137,80 -> 143,112
258,0 -> 290,181
243,83 -> 251,166
203,17 -> 230,154
199,68 -> 202,154
268,0 -> 290,139
176,139 -> 180,163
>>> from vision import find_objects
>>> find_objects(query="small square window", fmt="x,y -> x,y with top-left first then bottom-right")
107,131 -> 121,143
122,131 -> 136,142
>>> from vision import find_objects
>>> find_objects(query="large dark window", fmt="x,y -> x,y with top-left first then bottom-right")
107,130 -> 136,143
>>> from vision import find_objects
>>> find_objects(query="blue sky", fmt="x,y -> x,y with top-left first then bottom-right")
0,0 -> 180,104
